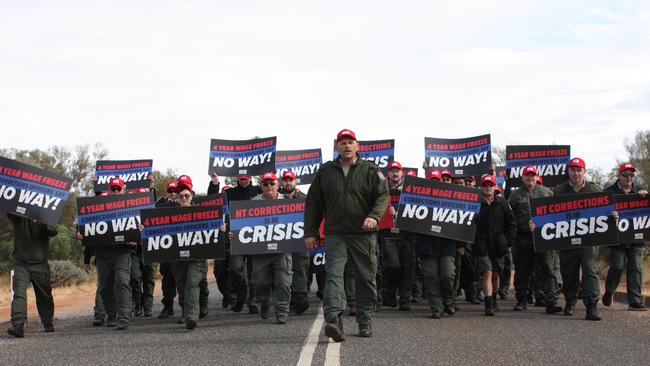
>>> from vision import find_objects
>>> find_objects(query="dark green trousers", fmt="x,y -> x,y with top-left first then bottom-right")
420,255 -> 455,311
173,260 -> 208,321
159,262 -> 177,308
96,253 -> 132,322
254,253 -> 293,315
381,232 -> 415,304
560,248 -> 600,306
11,261 -> 54,327
513,240 -> 560,305
291,251 -> 310,294
324,233 -> 377,326
605,246 -> 644,304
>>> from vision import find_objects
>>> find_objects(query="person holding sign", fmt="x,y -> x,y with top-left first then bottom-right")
6,215 -> 58,338
157,181 -> 180,320
603,163 -> 648,311
76,177 -> 136,330
473,174 -> 517,316
508,166 -> 562,314
533,157 -> 616,320
249,172 -> 294,324
304,129 -> 389,340
279,170 -> 311,315
170,175 -> 210,330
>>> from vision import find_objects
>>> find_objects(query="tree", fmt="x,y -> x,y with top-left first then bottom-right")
492,146 -> 506,167
151,169 -> 179,198
624,130 -> 650,187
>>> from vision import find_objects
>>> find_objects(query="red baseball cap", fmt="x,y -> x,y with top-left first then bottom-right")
261,172 -> 277,182
523,166 -> 538,176
405,170 -> 417,177
427,170 -> 442,181
237,175 -> 251,180
336,129 -> 357,141
480,174 -> 497,186
441,169 -> 452,178
166,181 -> 177,193
109,177 -> 125,190
221,185 -> 232,193
388,161 -> 402,171
536,176 -> 544,185
281,171 -> 297,180
619,163 -> 636,175
135,187 -> 149,193
177,175 -> 193,192
568,157 -> 586,169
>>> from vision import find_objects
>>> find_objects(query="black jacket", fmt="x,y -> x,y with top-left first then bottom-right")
473,196 -> 517,258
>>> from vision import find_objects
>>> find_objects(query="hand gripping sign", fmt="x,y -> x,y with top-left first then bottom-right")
229,198 -> 306,255
531,192 -> 618,252
0,156 -> 73,226
395,175 -> 481,243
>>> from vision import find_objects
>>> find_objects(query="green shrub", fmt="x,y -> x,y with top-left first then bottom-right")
49,260 -> 87,287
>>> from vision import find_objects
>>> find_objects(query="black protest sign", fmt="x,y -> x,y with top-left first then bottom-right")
275,149 -> 322,185
333,140 -> 394,173
208,137 -> 276,177
309,246 -> 326,273
77,192 -> 154,246
140,205 -> 225,262
94,159 -> 153,192
505,145 -> 570,187
395,175 -> 481,243
615,194 -> 650,244
193,193 -> 229,217
0,156 -> 73,226
424,134 -> 491,177
531,192 -> 618,252
229,198 -> 306,255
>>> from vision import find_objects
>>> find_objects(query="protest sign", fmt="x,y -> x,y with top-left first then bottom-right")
94,159 -> 153,192
208,137 -> 276,176
395,175 -> 481,242
140,205 -> 225,262
0,156 -> 73,226
424,134 -> 491,177
77,192 -> 154,246
229,198 -> 306,255
531,192 -> 618,252
614,194 -> 650,244
333,139 -> 394,172
275,149 -> 322,185
506,145 -> 570,187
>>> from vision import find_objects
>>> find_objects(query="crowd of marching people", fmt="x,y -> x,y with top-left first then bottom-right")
5,128 -> 648,341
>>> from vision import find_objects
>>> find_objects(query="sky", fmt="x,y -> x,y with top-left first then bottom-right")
1,1 -> 649,193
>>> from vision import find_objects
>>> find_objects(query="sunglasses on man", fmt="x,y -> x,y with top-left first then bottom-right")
111,186 -> 123,192
262,181 -> 276,187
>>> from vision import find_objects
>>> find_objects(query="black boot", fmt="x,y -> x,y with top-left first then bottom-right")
514,294 -> 527,311
324,313 -> 345,342
7,324 -> 24,338
293,292 -> 310,314
492,294 -> 499,312
158,305 -> 174,319
563,302 -> 575,316
484,297 -> 495,316
586,303 -> 601,321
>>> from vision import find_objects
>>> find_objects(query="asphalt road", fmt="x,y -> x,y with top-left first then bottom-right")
1,285 -> 649,366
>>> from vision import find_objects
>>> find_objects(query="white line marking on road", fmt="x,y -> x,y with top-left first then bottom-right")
324,339 -> 341,366
296,306 -> 325,366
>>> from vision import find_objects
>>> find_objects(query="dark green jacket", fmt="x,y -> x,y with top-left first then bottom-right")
304,155 -> 389,237
509,184 -> 554,236
8,214 -> 57,264
553,180 -> 601,195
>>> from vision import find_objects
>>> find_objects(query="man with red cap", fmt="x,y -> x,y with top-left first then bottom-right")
249,173 -> 294,324
278,170 -> 310,315
305,128 -> 388,340
380,161 -> 416,311
534,157 -> 616,320
603,163 -> 648,311
508,166 -> 562,314
473,174 -> 517,316
76,177 -> 136,330
225,174 -> 263,313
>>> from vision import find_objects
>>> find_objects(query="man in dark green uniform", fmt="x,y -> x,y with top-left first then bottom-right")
279,170 -> 310,315
77,177 -> 135,330
548,157 -> 615,321
156,181 -> 179,319
509,166 -> 562,314
6,215 -> 57,338
305,128 -> 388,340
603,163 -> 648,311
